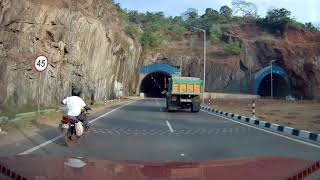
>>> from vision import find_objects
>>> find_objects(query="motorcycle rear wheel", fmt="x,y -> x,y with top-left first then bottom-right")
64,128 -> 78,147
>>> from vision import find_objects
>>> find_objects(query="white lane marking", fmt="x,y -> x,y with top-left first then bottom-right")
89,101 -> 134,123
18,101 -> 135,155
166,120 -> 174,133
203,110 -> 320,149
19,135 -> 63,155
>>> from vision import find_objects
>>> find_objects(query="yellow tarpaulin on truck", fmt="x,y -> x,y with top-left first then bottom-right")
169,77 -> 202,95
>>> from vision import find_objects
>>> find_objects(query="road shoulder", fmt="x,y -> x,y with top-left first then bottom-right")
0,100 -> 133,155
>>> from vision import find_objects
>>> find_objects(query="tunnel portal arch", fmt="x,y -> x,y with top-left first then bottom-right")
138,64 -> 180,98
254,65 -> 291,98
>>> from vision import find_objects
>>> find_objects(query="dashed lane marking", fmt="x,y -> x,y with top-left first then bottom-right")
166,120 -> 174,133
18,101 -> 135,155
87,127 -> 251,136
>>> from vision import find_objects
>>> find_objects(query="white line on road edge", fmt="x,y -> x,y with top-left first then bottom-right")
166,120 -> 174,133
18,101 -> 135,155
203,110 -> 320,149
155,98 -> 160,105
19,135 -> 63,155
89,101 -> 134,124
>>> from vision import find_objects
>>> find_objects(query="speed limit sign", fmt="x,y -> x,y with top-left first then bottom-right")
34,55 -> 48,72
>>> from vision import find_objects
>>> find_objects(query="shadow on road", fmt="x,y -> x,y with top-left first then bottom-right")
122,105 -> 163,113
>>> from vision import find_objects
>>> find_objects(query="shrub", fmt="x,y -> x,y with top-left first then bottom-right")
224,42 -> 242,55
140,30 -> 163,48
209,25 -> 222,43
104,0 -> 114,4
168,24 -> 187,39
125,24 -> 140,39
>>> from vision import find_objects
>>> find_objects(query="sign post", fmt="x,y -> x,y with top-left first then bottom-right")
34,55 -> 48,121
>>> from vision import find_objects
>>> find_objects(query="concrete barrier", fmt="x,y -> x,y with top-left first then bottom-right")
284,127 -> 294,134
249,118 -> 256,124
270,123 -> 280,131
203,92 -> 259,100
259,121 -> 267,127
200,106 -> 320,143
0,117 -> 9,123
299,130 -> 311,139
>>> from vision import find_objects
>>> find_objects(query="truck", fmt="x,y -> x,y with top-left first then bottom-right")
165,76 -> 202,113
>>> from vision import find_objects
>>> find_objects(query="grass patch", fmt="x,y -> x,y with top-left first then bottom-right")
0,105 -> 57,119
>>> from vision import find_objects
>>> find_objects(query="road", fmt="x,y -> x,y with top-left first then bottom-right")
1,98 -> 320,161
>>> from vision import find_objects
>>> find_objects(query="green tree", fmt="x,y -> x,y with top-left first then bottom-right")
127,11 -> 145,24
209,25 -> 222,43
219,6 -> 233,19
224,42 -> 242,55
125,24 -> 140,39
182,8 -> 199,20
140,30 -> 163,48
260,8 -> 292,33
232,0 -> 257,17
203,8 -> 220,18
305,22 -> 319,32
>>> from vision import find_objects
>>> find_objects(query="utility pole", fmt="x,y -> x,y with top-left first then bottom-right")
192,26 -> 206,104
180,58 -> 183,76
270,60 -> 276,99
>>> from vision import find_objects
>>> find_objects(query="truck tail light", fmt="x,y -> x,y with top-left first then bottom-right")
171,96 -> 177,101
194,85 -> 201,93
172,84 -> 179,93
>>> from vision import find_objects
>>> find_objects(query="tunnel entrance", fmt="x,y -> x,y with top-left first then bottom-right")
257,73 -> 290,98
140,71 -> 172,98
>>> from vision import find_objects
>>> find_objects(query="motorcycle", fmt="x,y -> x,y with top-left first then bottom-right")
59,109 -> 90,146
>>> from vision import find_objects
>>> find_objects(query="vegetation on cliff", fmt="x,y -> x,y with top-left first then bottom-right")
105,0 -> 319,50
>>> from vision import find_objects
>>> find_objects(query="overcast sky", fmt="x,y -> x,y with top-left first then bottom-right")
114,0 -> 319,23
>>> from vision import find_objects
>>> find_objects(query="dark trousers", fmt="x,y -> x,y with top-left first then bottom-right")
77,112 -> 89,130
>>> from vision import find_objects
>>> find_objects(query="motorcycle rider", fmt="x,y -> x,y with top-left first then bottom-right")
62,87 -> 91,131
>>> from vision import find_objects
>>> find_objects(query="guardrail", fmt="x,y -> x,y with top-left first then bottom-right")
203,92 -> 259,100
200,105 -> 320,143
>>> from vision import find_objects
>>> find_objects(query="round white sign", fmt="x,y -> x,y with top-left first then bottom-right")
34,55 -> 48,72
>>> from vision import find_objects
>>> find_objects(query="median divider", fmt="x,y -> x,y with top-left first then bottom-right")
200,105 -> 320,143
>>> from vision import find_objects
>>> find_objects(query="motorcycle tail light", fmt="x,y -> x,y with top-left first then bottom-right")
62,116 -> 70,124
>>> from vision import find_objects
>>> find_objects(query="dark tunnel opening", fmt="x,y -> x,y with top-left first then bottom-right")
140,71 -> 172,98
258,73 -> 290,98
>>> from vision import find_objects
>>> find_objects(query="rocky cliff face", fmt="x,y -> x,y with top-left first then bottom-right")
141,24 -> 320,99
0,0 -> 141,106
0,0 -> 319,107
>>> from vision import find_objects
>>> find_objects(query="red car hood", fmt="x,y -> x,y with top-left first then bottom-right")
0,155 -> 319,180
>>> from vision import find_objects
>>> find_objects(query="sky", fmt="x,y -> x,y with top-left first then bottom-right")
114,0 -> 320,24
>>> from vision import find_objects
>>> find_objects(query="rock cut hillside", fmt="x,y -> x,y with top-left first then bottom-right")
0,0 -> 142,106
141,24 -> 320,99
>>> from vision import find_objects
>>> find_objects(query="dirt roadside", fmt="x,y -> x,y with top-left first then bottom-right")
0,98 -> 135,147
206,99 -> 320,134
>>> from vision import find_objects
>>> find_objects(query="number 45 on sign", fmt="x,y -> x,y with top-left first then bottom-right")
34,55 -> 48,72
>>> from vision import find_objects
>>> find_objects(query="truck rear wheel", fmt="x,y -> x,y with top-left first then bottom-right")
166,99 -> 173,112
191,102 -> 200,113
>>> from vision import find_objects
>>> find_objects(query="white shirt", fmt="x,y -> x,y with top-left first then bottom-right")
62,96 -> 86,116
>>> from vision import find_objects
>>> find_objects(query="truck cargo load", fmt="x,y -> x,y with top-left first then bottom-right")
166,77 -> 202,113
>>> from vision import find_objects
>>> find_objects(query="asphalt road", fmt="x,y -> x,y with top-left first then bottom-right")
1,98 -> 320,161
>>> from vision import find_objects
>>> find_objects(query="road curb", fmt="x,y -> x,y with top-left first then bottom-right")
201,105 -> 320,143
